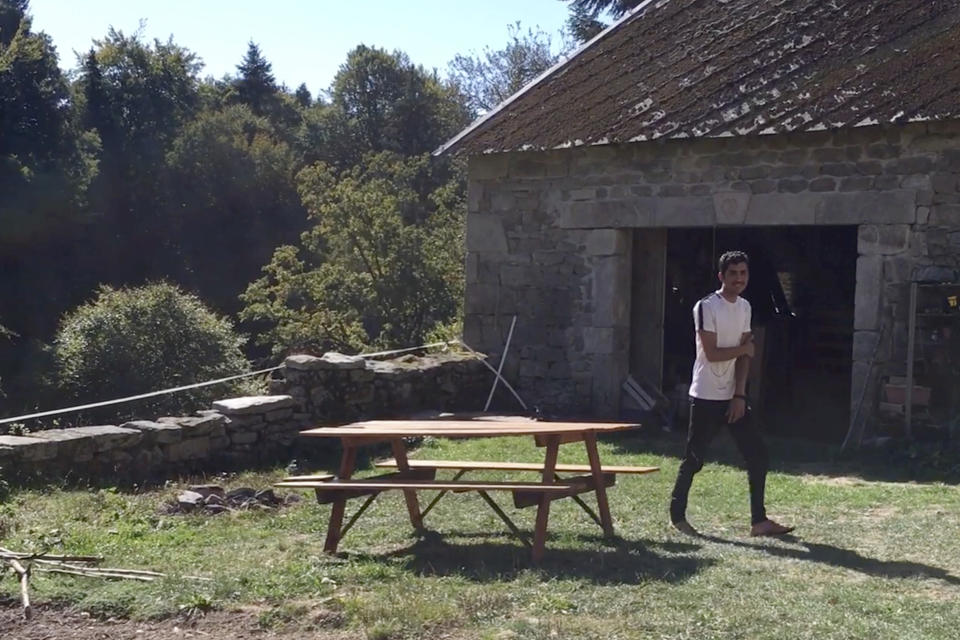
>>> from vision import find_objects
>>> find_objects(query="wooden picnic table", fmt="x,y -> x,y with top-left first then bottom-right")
279,419 -> 655,562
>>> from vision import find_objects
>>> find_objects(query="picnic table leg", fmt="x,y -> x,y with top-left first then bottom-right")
584,432 -> 615,537
532,434 -> 560,563
324,444 -> 357,553
391,438 -> 424,531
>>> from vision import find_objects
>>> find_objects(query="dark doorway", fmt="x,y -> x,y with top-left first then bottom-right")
661,226 -> 857,442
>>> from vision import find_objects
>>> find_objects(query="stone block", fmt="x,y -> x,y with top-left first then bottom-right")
592,256 -> 631,327
469,154 -> 509,180
816,191 -> 916,224
883,256 -> 913,283
158,414 -> 226,437
69,426 -> 142,453
852,331 -> 880,362
651,197 -> 715,227
839,176 -> 875,191
857,225 -> 910,255
465,253 -> 479,284
464,283 -> 500,314
212,395 -> 298,416
901,174 -> 931,190
264,408 -> 293,422
931,173 -> 958,194
744,193 -> 817,225
164,437 -> 210,462
120,420 -> 183,444
283,354 -> 324,370
585,229 -> 628,256
560,200 -> 652,228
854,255 -> 883,331
465,214 -> 509,252
583,327 -> 617,354
28,429 -> 96,461
930,204 -> 960,226
467,182 -> 483,213
229,431 -> 259,445
0,435 -> 58,461
714,191 -> 751,224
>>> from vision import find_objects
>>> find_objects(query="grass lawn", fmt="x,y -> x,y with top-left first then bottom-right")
2,429 -> 959,639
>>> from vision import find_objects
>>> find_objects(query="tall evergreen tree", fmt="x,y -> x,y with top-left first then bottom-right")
234,41 -> 277,116
294,82 -> 312,108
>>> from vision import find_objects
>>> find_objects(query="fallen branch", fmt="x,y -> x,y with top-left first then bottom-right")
7,558 -> 31,620
0,547 -> 102,564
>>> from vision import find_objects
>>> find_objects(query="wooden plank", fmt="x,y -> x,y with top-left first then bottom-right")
373,459 -> 659,474
532,435 -> 560,563
281,474 -> 335,482
391,438 -> 424,530
584,432 -> 614,537
513,473 -> 615,508
275,480 -> 582,492
299,421 -> 640,439
324,445 -> 357,553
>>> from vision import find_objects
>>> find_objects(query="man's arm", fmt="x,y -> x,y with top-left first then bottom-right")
728,332 -> 753,422
698,330 -> 755,362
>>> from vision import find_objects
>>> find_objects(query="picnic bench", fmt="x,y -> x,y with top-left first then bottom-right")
275,419 -> 658,562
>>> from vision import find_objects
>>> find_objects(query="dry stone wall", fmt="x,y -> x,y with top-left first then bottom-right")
0,352 -> 488,481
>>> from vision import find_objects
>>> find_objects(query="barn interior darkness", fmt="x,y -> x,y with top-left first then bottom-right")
660,226 -> 858,441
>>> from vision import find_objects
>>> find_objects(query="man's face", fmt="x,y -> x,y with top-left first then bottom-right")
718,261 -> 749,295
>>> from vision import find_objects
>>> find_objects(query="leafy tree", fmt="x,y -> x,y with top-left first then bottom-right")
448,22 -> 561,114
0,0 -> 94,246
240,152 -> 465,355
313,46 -> 469,163
164,104 -> 306,314
52,283 -> 249,419
75,29 -> 202,284
563,0 -> 643,41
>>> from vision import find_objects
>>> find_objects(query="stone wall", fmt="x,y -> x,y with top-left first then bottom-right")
0,352 -> 489,481
463,120 -> 960,422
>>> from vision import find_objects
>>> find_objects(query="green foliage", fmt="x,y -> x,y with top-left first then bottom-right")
52,283 -> 249,419
241,153 -> 465,355
564,0 -> 643,41
233,41 -> 277,116
163,104 -> 305,314
448,22 -> 563,113
297,46 -> 470,169
0,3 -> 95,246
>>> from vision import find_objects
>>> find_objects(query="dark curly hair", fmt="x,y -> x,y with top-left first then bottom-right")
718,250 -> 749,275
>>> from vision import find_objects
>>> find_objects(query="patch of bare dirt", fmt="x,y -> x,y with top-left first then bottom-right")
0,601 -> 360,640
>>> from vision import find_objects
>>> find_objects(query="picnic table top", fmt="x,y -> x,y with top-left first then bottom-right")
299,419 -> 640,439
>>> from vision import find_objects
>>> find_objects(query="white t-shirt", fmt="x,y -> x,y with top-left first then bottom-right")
689,291 -> 752,401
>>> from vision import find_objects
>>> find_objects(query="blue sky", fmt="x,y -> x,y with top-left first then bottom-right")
28,0 -> 573,97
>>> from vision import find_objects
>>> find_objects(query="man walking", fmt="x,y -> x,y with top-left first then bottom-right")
670,250 -> 793,537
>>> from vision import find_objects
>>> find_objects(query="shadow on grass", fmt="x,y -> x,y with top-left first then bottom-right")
358,530 -> 712,585
696,533 -> 960,584
605,427 -> 960,486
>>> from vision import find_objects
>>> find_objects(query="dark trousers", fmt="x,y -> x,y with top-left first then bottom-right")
670,397 -> 769,525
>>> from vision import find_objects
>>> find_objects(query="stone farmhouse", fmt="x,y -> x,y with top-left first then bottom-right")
437,0 -> 960,441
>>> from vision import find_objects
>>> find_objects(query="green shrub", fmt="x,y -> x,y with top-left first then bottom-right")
52,283 -> 249,420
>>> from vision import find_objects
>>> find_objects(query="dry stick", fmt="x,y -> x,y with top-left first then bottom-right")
483,315 -> 517,412
456,340 -> 529,411
0,548 -> 102,563
36,567 -> 157,581
34,563 -> 213,582
7,558 -> 31,620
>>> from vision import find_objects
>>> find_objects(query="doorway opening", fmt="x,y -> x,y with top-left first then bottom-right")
660,226 -> 858,442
